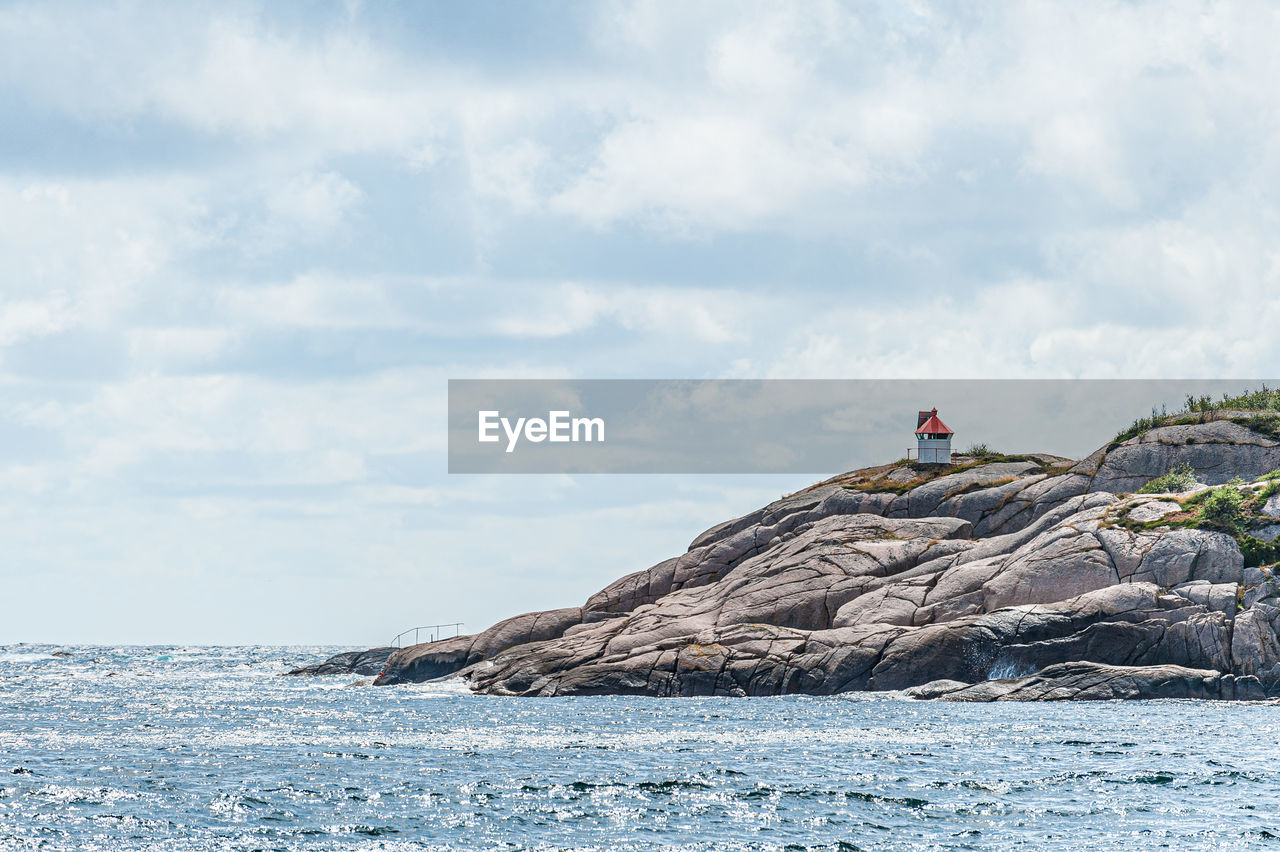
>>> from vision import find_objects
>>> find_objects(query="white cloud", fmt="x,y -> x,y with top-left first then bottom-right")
127,327 -> 238,370
490,282 -> 766,343
551,113 -> 842,231
707,7 -> 821,95
468,139 -> 548,213
1026,112 -> 1133,206
0,7 -> 439,154
0,177 -> 198,326
2,1 -> 1280,643
264,170 -> 363,237
216,274 -> 416,329
4,2 -> 1277,239
0,294 -> 72,346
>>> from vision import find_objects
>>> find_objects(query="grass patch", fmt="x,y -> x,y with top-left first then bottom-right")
842,455 -> 1047,496
1109,511 -> 1199,535
946,453 -> 1037,467
1243,414 -> 1280,441
1111,410 -> 1168,449
962,443 -> 1021,460
843,480 -> 918,495
1187,386 -> 1280,413
946,476 -> 1018,499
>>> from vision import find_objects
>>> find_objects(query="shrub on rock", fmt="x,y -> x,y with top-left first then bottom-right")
1198,486 -> 1246,533
1138,462 -> 1198,494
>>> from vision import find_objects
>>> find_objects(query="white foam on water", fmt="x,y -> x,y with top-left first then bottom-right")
0,652 -> 54,663
404,677 -> 474,697
30,783 -> 140,806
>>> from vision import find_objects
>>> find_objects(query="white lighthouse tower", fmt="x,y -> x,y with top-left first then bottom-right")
915,408 -> 954,464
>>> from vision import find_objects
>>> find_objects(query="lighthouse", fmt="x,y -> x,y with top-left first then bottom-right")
915,407 -> 954,464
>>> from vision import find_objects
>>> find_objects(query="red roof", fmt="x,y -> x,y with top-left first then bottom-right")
914,410 -> 954,436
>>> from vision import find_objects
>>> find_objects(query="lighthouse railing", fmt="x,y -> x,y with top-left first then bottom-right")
389,622 -> 465,648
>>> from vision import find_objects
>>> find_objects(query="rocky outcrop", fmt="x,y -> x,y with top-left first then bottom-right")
357,418 -> 1280,700
286,647 -> 395,676
1087,418 -> 1280,494
906,662 -> 1265,701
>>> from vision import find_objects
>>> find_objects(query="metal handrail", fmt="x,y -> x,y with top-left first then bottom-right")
390,622 -> 465,648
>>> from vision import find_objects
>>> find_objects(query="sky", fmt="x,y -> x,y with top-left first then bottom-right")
2,1 -> 1279,645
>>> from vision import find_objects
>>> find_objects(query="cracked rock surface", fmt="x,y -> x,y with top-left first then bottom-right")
356,420 -> 1280,700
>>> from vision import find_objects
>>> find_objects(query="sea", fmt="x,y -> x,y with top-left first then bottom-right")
2,644 -> 1278,851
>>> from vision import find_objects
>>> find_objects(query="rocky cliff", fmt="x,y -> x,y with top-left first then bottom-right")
337,413 -> 1280,701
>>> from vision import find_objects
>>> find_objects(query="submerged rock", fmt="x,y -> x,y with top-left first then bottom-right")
357,419 -> 1280,700
903,679 -> 972,700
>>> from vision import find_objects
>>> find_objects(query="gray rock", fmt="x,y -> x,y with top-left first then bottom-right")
1230,605 -> 1280,675
981,529 -> 1117,610
1253,524 -> 1280,543
1263,494 -> 1280,518
1126,529 -> 1242,586
1126,500 -> 1181,522
899,461 -> 1043,519
1172,581 -> 1238,616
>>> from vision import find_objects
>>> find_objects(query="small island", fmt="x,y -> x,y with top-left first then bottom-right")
295,391 -> 1280,701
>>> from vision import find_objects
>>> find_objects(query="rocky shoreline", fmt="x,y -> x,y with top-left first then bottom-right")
292,411 -> 1280,701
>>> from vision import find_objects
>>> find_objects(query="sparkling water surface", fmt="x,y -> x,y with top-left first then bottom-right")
2,644 -> 1278,850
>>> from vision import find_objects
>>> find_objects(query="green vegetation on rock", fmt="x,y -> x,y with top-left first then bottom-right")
1109,477 -> 1280,570
842,454 -> 1046,495
1241,537 -> 1280,570
1110,409 -> 1167,448
1195,485 -> 1246,534
1110,385 -> 1280,449
1137,463 -> 1198,494
1244,414 -> 1280,440
1186,386 -> 1280,413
